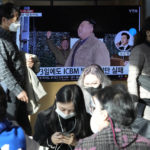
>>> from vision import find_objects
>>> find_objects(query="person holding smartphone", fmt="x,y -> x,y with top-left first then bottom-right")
33,84 -> 92,150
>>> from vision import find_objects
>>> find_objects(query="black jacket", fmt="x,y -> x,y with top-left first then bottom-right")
33,107 -> 92,150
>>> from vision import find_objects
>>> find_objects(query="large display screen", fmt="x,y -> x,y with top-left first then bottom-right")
19,6 -> 140,81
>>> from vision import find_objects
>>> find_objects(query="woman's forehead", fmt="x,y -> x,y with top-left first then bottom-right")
84,74 -> 99,82
57,101 -> 74,108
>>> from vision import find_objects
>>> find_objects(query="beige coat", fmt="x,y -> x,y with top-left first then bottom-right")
65,33 -> 110,67
127,43 -> 150,120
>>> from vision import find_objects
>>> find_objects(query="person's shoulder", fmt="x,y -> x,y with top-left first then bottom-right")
75,132 -> 101,150
89,34 -> 99,42
0,35 -> 7,43
132,43 -> 147,53
83,128 -> 109,141
89,36 -> 105,48
90,35 -> 106,46
38,107 -> 53,118
136,134 -> 150,147
77,134 -> 96,144
141,43 -> 150,51
134,43 -> 147,48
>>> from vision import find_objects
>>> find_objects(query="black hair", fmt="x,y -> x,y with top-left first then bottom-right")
134,16 -> 150,46
93,84 -> 136,126
46,84 -> 91,139
84,18 -> 96,29
0,2 -> 20,25
121,32 -> 130,39
85,18 -> 96,25
0,86 -> 7,121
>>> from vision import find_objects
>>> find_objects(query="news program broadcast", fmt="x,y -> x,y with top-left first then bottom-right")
19,6 -> 140,81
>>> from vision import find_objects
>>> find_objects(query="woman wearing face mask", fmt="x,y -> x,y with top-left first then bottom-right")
0,2 -> 34,135
75,84 -> 150,150
77,64 -> 111,115
33,84 -> 92,150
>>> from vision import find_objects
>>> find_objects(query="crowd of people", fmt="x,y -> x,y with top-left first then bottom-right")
1,2 -> 150,150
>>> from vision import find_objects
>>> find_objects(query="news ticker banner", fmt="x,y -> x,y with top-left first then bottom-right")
20,9 -> 42,17
21,13 -> 42,17
37,66 -> 129,81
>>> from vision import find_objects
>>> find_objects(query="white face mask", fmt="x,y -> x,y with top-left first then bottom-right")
90,112 -> 101,133
9,22 -> 20,32
90,105 -> 106,133
55,107 -> 76,119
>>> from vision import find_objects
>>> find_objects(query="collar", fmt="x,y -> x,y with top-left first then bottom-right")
0,27 -> 12,39
80,33 -> 95,43
80,37 -> 88,45
120,44 -> 129,50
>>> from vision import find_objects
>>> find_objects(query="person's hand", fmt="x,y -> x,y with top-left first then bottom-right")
17,90 -> 28,103
26,55 -> 34,68
62,133 -> 77,146
51,132 -> 64,145
116,41 -> 121,47
47,31 -> 52,39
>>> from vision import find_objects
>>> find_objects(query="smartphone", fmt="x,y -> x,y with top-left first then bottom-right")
61,132 -> 71,137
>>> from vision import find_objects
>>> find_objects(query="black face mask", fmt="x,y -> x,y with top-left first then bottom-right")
85,84 -> 102,96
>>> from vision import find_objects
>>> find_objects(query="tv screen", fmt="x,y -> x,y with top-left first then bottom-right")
19,5 -> 140,81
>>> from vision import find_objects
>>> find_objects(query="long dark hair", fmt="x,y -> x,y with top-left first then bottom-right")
134,17 -> 150,46
46,84 -> 91,139
0,86 -> 7,121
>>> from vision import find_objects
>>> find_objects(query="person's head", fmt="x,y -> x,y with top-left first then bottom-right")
0,86 -> 7,121
0,3 -> 20,32
90,84 -> 136,133
54,84 -> 87,119
120,32 -> 130,46
60,38 -> 69,50
134,17 -> 150,46
78,64 -> 111,95
144,17 -> 150,42
78,19 -> 95,40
